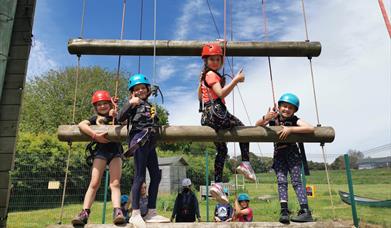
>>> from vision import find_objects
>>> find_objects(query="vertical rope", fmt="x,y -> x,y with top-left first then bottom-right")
114,0 -> 127,100
59,0 -> 87,224
300,0 -> 335,218
138,0 -> 144,73
261,0 -> 277,106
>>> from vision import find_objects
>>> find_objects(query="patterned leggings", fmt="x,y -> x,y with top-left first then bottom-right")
201,103 -> 249,182
273,146 -> 308,205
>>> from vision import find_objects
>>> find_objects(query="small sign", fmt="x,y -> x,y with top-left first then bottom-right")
306,185 -> 315,198
48,181 -> 60,190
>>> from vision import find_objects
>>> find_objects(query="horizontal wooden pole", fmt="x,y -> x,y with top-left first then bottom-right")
57,125 -> 335,143
68,39 -> 321,57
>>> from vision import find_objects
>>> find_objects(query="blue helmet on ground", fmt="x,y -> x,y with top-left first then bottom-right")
128,73 -> 150,91
278,93 -> 300,110
238,193 -> 250,202
121,195 -> 129,205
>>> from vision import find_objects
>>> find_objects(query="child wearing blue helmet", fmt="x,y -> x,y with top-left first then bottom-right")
233,193 -> 253,222
117,74 -> 169,226
256,93 -> 314,224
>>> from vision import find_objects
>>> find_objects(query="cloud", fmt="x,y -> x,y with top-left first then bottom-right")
27,40 -> 59,79
167,1 -> 391,162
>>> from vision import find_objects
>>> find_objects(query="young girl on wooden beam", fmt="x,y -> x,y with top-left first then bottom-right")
72,90 -> 125,225
256,93 -> 314,224
198,43 -> 256,204
117,74 -> 170,227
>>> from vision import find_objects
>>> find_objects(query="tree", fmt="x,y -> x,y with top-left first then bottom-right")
330,149 -> 364,170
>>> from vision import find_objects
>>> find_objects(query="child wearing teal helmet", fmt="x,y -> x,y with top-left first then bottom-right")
233,193 -> 253,222
117,74 -> 169,226
256,93 -> 314,224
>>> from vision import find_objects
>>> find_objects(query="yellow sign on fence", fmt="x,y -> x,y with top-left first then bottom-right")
48,181 -> 60,190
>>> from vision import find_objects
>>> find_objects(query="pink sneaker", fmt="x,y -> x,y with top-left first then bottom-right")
236,161 -> 257,182
209,183 -> 229,204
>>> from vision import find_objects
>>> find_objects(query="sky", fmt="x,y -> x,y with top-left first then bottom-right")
27,0 -> 391,162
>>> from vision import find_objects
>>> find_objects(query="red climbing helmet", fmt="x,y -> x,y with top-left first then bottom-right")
201,43 -> 223,58
91,90 -> 112,104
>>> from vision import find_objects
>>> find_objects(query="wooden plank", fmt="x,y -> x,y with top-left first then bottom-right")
58,125 -> 335,143
0,189 -> 10,207
10,17 -> 33,32
0,172 -> 10,189
0,105 -> 21,121
10,31 -> 33,46
5,59 -> 27,74
0,153 -> 14,171
46,221 -> 352,228
0,137 -> 16,154
0,121 -> 18,137
0,88 -> 22,105
68,39 -> 322,57
8,45 -> 31,60
3,74 -> 25,89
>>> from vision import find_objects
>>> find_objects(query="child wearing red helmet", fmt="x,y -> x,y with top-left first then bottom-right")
199,43 -> 256,204
72,90 -> 125,226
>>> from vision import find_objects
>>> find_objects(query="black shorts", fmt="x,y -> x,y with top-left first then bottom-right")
94,142 -> 123,164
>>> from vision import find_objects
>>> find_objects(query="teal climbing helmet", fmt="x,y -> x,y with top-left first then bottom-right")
278,93 -> 300,110
223,188 -> 229,195
128,73 -> 150,91
238,193 -> 250,202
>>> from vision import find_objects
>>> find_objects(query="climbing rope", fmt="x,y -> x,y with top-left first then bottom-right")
137,0 -> 144,73
112,0 -> 127,126
261,0 -> 277,108
378,0 -> 391,38
300,0 -> 336,219
59,0 -> 87,224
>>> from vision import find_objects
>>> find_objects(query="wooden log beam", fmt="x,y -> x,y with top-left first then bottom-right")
67,39 -> 321,57
57,125 -> 335,143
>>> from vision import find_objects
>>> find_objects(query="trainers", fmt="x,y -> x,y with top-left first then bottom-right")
279,208 -> 290,224
71,209 -> 89,226
113,208 -> 126,225
290,208 -> 314,223
129,209 -> 146,228
236,161 -> 256,182
144,209 -> 170,223
209,183 -> 229,204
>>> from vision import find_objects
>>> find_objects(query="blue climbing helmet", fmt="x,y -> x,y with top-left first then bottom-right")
238,193 -> 250,202
121,195 -> 129,205
223,187 -> 229,195
128,73 -> 150,91
278,93 -> 300,110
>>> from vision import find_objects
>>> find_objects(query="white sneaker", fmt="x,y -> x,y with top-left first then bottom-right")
209,183 -> 229,204
236,161 -> 257,182
144,209 -> 170,223
129,209 -> 146,228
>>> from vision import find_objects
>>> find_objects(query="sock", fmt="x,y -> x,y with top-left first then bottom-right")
83,208 -> 91,215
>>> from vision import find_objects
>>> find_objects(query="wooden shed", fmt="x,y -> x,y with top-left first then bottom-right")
146,156 -> 188,194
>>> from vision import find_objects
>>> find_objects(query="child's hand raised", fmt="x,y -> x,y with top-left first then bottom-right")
278,126 -> 292,140
264,107 -> 278,121
129,96 -> 142,107
234,68 -> 245,83
109,109 -> 117,118
93,132 -> 110,143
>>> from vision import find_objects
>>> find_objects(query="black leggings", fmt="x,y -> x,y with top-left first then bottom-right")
201,104 -> 249,182
130,130 -> 161,210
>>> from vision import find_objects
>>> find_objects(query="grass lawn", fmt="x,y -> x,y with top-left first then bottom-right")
7,168 -> 391,227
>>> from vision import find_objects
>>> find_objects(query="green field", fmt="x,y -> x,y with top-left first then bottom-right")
7,168 -> 391,227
